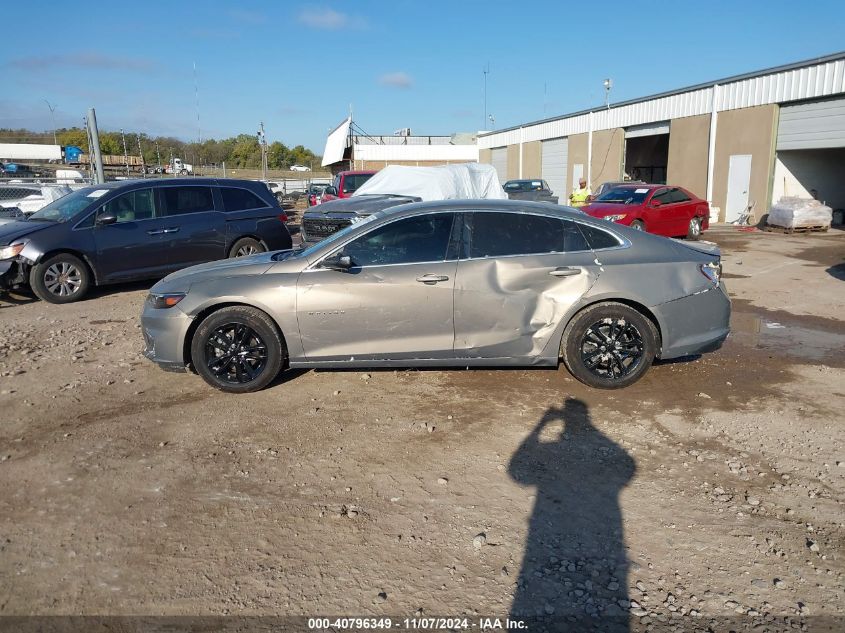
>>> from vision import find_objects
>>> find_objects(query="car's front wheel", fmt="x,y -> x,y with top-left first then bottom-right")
561,302 -> 658,389
630,220 -> 645,231
30,253 -> 91,304
191,306 -> 285,393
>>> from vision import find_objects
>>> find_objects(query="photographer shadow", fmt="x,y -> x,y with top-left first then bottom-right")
508,398 -> 636,632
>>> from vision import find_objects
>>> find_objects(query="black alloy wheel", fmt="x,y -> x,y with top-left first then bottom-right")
192,306 -> 285,393
561,302 -> 658,389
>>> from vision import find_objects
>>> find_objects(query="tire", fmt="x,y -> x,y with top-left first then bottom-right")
191,306 -> 285,393
29,253 -> 91,304
687,217 -> 702,241
229,237 -> 266,258
561,302 -> 658,389
630,220 -> 645,232
179,169 -> 188,175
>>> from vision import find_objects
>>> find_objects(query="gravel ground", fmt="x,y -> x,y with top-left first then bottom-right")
0,227 -> 843,631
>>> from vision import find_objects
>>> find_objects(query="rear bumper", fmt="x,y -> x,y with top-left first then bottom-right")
654,282 -> 731,359
140,303 -> 194,370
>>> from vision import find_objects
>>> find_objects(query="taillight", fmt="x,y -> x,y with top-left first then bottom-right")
699,261 -> 721,285
278,213 -> 289,223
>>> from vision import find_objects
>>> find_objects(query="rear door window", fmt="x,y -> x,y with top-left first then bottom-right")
468,212 -> 570,257
220,187 -> 269,212
160,186 -> 215,215
341,173 -> 373,194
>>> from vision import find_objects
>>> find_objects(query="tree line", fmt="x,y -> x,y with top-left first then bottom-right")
0,128 -> 322,170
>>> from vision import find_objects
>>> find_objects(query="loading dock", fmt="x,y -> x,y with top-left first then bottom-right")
624,122 -> 670,184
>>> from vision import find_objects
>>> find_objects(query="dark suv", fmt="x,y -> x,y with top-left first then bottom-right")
0,178 -> 292,303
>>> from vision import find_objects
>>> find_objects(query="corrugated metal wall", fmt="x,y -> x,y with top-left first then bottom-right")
777,97 -> 845,150
479,57 -> 845,149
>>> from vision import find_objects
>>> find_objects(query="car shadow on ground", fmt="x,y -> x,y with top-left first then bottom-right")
826,262 -> 845,281
507,398 -> 635,632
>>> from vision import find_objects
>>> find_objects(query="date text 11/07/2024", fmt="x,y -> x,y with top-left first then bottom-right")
307,617 -> 528,630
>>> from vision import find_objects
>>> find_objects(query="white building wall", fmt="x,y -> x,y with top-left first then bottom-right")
479,57 -> 845,149
352,144 -> 478,161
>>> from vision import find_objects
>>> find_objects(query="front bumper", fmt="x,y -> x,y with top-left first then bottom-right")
654,282 -> 731,359
0,260 -> 24,291
140,302 -> 195,371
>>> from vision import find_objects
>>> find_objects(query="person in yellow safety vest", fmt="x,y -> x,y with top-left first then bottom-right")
569,178 -> 591,207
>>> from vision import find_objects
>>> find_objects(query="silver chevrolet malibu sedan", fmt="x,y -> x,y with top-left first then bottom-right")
141,199 -> 730,393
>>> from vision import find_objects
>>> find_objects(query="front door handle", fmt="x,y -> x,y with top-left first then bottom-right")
162,227 -> 180,234
416,274 -> 450,283
147,229 -> 165,235
549,267 -> 581,277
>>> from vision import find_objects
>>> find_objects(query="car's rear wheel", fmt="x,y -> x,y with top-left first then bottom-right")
630,220 -> 645,231
191,306 -> 285,393
30,253 -> 91,304
687,217 -> 702,240
561,302 -> 658,389
229,237 -> 266,258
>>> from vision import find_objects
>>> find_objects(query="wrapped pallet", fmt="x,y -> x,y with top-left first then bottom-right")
768,197 -> 832,229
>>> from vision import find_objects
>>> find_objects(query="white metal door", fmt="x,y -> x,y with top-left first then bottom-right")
725,154 -> 752,223
491,147 -> 508,183
541,138 -> 568,203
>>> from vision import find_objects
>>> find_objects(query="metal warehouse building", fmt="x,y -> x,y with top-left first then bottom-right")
478,52 -> 845,222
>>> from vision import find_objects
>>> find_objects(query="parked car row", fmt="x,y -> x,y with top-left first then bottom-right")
0,178 -> 292,303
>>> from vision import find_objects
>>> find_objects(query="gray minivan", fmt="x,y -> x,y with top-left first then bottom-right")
0,178 -> 293,303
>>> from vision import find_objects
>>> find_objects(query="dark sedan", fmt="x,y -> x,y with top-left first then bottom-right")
0,178 -> 292,303
503,179 -> 559,204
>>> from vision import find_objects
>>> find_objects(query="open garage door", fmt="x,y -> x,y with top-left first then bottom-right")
491,147 -> 508,183
773,98 -> 845,218
624,122 -> 669,184
541,138 -> 568,203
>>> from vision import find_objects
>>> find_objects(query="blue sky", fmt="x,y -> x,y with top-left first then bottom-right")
2,1 -> 844,153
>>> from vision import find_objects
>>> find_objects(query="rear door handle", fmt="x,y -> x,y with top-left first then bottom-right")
147,229 -> 165,235
416,274 -> 450,283
549,267 -> 581,277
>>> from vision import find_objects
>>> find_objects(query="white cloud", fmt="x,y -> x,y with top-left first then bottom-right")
379,72 -> 413,89
297,7 -> 365,30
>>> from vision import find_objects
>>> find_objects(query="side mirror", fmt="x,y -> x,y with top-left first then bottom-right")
650,199 -> 662,208
324,186 -> 338,196
322,253 -> 353,271
97,213 -> 117,226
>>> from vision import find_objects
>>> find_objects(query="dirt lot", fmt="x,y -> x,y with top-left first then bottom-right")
0,227 -> 843,631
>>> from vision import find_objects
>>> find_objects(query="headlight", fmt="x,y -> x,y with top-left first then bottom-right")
604,214 -> 627,222
0,242 -> 25,260
699,261 -> 722,285
147,292 -> 187,309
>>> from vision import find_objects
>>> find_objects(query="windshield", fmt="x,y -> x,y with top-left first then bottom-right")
288,215 -> 379,260
28,188 -> 97,222
595,186 -> 650,205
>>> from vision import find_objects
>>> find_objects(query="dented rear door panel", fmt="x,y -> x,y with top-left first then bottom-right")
453,252 -> 601,360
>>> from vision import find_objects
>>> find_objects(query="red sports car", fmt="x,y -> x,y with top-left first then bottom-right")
581,184 -> 710,240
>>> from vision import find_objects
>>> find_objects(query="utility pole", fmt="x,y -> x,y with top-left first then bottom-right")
86,108 -> 105,185
120,128 -> 129,177
257,121 -> 267,181
604,78 -> 613,109
43,100 -> 57,146
137,134 -> 146,178
483,63 -> 490,131
155,141 -> 162,173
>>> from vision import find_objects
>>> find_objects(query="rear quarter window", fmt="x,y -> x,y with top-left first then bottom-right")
578,223 -> 622,250
220,187 -> 270,212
